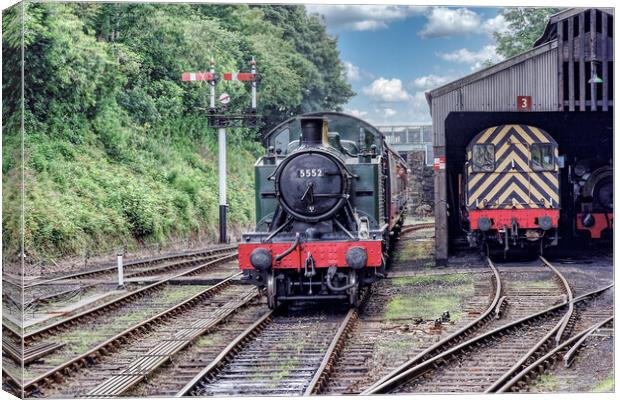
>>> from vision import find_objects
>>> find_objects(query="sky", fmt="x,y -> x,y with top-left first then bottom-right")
305,5 -> 511,125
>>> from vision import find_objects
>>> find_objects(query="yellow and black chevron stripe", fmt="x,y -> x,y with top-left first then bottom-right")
466,125 -> 560,209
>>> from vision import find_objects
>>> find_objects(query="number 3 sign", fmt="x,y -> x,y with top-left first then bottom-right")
517,96 -> 532,111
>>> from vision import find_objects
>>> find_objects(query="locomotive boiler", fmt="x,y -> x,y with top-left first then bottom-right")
459,124 -> 561,257
239,112 -> 408,308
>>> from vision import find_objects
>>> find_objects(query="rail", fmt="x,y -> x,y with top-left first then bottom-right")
22,252 -> 237,342
362,283 -> 612,394
494,316 -> 614,393
21,244 -> 237,289
175,310 -> 275,397
362,256 -> 502,394
8,271 -> 243,397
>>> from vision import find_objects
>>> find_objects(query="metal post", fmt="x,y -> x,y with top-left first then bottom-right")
218,127 -> 227,243
250,56 -> 257,110
209,59 -> 216,109
117,253 -> 124,287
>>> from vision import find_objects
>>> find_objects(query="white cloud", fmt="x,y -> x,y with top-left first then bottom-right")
363,78 -> 411,102
404,91 -> 432,123
342,61 -> 361,82
346,108 -> 368,118
307,5 -> 427,31
411,91 -> 429,109
482,14 -> 510,36
418,8 -> 511,38
412,74 -> 453,90
383,108 -> 397,117
419,7 -> 480,38
438,45 -> 504,70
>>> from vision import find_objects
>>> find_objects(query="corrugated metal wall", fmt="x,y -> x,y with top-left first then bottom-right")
431,43 -> 559,146
428,41 -> 559,264
428,8 -> 613,263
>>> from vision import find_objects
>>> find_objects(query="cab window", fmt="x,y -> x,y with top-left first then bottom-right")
472,144 -> 495,172
530,143 -> 554,171
273,128 -> 290,155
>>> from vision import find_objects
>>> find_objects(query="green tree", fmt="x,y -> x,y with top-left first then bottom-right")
494,8 -> 564,58
2,2 -> 354,259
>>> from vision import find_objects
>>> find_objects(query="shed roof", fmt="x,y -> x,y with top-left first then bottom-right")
425,7 -> 613,109
425,40 -> 556,103
534,7 -> 614,46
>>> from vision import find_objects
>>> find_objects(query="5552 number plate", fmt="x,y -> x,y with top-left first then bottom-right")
298,168 -> 324,178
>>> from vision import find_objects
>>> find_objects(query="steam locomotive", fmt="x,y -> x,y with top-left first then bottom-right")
572,157 -> 613,240
239,112 -> 408,308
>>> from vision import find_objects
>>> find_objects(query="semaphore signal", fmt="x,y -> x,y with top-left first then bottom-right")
181,57 -> 261,243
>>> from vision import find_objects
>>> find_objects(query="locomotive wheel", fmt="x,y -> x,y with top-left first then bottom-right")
266,272 -> 278,309
348,270 -> 360,307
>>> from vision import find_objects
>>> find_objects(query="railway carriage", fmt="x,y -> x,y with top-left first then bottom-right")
460,124 -> 560,256
239,112 -> 408,308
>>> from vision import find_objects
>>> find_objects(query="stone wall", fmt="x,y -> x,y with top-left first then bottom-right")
406,151 -> 434,217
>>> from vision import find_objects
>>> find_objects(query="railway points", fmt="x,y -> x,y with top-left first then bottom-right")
2,213 -> 613,398
361,257 -> 613,395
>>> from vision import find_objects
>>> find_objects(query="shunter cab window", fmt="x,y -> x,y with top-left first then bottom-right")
530,143 -> 554,171
472,144 -> 495,172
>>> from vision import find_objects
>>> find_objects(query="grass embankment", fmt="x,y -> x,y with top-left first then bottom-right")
592,375 -> 614,392
3,116 -> 261,260
2,2 -> 353,262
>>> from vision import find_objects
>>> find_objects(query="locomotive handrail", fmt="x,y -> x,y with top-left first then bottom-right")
274,232 -> 300,261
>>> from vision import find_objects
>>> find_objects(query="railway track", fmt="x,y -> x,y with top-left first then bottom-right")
22,245 -> 237,288
3,221 -> 611,397
361,256 -> 612,394
9,245 -> 237,310
399,222 -> 434,235
494,281 -> 614,394
70,226 -> 435,397
20,252 -> 237,341
495,316 -> 614,393
44,284 -> 262,398
2,252 -> 240,397
311,257 -> 500,394
360,256 -> 569,394
175,305 -> 357,397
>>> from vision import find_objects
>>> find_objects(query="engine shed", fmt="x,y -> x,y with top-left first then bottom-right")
426,8 -> 614,265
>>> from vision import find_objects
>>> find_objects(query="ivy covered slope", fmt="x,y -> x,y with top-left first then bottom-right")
2,3 -> 353,260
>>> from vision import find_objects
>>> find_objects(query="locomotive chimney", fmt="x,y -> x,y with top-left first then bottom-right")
300,117 -> 328,146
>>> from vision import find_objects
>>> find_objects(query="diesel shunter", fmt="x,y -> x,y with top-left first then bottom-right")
460,124 -> 561,256
239,112 -> 408,308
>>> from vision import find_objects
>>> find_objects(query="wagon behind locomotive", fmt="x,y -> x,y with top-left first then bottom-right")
239,112 -> 408,308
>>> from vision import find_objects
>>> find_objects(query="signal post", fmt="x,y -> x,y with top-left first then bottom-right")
182,58 -> 260,243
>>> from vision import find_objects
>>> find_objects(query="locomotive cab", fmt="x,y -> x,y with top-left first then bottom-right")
239,113 -> 408,308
